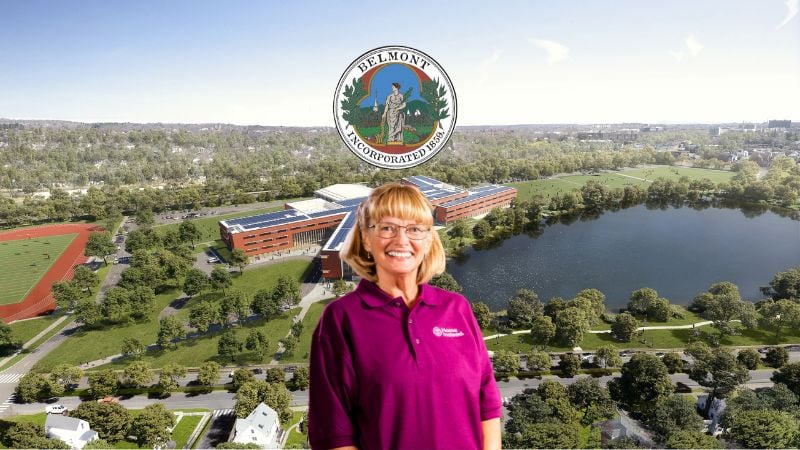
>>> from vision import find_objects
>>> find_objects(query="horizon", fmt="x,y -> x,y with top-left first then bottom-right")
1,0 -> 798,126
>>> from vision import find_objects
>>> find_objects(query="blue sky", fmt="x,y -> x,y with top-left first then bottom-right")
0,0 -> 797,125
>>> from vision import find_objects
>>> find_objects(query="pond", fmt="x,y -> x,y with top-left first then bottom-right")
447,205 -> 800,311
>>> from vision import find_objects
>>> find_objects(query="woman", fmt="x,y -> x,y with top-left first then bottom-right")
382,82 -> 406,144
309,182 -> 502,450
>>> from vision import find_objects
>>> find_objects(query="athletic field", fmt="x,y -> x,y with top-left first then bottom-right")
508,166 -> 735,202
0,234 -> 77,305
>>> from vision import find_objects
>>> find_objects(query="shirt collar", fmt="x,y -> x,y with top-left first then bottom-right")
357,279 -> 441,308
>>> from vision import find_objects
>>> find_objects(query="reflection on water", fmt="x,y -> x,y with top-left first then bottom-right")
447,205 -> 800,311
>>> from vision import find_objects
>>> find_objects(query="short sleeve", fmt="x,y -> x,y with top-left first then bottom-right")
464,297 -> 503,421
308,303 -> 359,449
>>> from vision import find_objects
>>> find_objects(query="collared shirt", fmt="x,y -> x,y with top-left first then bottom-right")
309,279 -> 502,450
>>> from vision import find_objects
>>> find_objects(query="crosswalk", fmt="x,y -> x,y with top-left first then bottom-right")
0,394 -> 17,415
0,373 -> 24,384
212,408 -> 234,418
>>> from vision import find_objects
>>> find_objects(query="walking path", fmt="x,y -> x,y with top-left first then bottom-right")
0,314 -> 70,371
482,320 -> 715,341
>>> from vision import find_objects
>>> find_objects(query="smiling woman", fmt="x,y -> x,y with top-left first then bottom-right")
308,182 -> 502,450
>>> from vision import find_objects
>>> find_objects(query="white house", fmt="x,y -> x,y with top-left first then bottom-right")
231,403 -> 283,448
697,394 -> 727,437
45,414 -> 99,450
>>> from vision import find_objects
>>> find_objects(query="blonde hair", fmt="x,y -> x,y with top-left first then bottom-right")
340,182 -> 446,284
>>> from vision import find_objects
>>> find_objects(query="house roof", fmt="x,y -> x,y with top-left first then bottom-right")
235,402 -> 279,437
45,414 -> 86,432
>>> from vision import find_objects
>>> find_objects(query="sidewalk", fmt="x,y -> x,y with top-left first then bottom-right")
269,281 -> 334,364
483,320 -> 715,341
0,314 -> 70,372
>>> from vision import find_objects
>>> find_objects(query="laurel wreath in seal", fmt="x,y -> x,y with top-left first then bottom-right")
340,76 -> 450,130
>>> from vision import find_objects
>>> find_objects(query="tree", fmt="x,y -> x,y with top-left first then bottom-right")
71,401 -> 133,442
189,301 -> 220,333
221,289 -> 250,324
4,422 -> 69,449
575,288 -> 606,318
758,299 -> 800,341
265,368 -> 284,384
661,352 -> 684,374
646,297 -> 671,322
234,380 -> 293,423
121,337 -> 146,359
102,286 -> 132,323
647,394 -> 703,440
594,345 -> 622,369
471,302 -> 492,329
290,321 -> 303,338
611,312 -> 639,342
251,289 -> 282,318
628,288 -> 658,316
197,361 -> 221,387
130,403 -> 175,448
178,220 -> 202,248
280,335 -> 299,357
507,289 -> 543,328
158,363 -> 187,394
232,368 -> 256,391
183,268 -> 209,298
245,329 -> 269,362
507,422 -> 580,450
447,219 -> 472,242
0,320 -> 21,355
331,279 -> 352,297
84,439 -> 112,449
558,353 -> 580,378
75,299 -> 103,328
288,366 -> 310,391
128,285 -> 155,320
766,346 -> 789,368
770,266 -> 800,300
72,265 -> 99,296
16,372 -> 60,402
49,364 -> 83,390
686,344 -> 749,417
772,362 -> 800,396
608,353 -> 673,415
471,220 -> 492,240
526,351 -> 552,372
543,296 -> 567,319
135,209 -> 155,229
554,308 -> 589,347
123,361 -> 153,388
229,248 -> 248,273
429,272 -> 462,292
85,231 -> 117,265
52,280 -> 83,311
210,266 -> 232,294
737,348 -> 761,370
157,315 -> 185,349
272,274 -> 301,306
665,430 -> 723,449
728,409 -> 798,449
567,378 -> 614,425
88,370 -> 119,399
218,329 -> 242,362
492,350 -> 521,378
529,314 -> 556,350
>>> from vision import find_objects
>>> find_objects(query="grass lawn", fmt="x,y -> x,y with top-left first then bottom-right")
0,233 -> 77,305
8,312 -> 65,345
506,166 -> 735,202
153,206 -> 289,244
101,308 -> 300,370
171,414 -> 203,448
281,299 -> 333,363
284,411 -> 308,448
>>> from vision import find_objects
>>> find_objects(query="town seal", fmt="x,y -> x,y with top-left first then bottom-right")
333,46 -> 457,169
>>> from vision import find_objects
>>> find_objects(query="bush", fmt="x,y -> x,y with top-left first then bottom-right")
737,348 -> 761,370
766,346 -> 789,368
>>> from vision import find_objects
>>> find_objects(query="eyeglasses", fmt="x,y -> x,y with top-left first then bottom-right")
368,222 -> 431,240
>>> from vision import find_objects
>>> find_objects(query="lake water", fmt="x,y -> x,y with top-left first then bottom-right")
447,205 -> 800,311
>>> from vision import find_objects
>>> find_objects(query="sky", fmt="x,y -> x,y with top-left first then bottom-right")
0,0 -> 798,126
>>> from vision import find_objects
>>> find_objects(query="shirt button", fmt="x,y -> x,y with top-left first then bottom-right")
415,339 -> 420,344
408,319 -> 413,324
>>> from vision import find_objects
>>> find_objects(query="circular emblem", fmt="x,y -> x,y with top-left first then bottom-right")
432,326 -> 443,337
333,46 -> 457,170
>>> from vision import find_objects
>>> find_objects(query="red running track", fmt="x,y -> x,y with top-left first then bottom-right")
0,224 -> 103,323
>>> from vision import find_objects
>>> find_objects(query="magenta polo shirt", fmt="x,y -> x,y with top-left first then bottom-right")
308,279 -> 502,450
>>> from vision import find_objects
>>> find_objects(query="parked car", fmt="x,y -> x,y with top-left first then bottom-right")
252,368 -> 264,374
207,256 -> 220,263
45,404 -> 67,414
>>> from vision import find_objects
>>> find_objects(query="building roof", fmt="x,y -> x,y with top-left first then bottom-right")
234,402 -> 279,437
285,198 -> 342,214
322,210 -> 357,252
315,183 -> 373,202
45,414 -> 86,432
439,185 -> 516,208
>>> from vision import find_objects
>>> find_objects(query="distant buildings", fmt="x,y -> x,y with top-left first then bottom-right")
218,176 -> 517,279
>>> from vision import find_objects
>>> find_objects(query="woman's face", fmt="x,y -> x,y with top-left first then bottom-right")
363,215 -> 431,282
391,84 -> 399,94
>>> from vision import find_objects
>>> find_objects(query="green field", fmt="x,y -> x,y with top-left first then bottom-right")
0,234 -> 77,305
507,166 -> 735,202
282,299 -> 333,363
7,313 -> 64,344
35,260 -> 311,371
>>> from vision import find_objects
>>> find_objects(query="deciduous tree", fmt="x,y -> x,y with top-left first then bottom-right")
123,361 -> 153,389
130,403 -> 175,448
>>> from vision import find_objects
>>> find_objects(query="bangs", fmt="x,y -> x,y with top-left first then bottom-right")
366,184 -> 433,226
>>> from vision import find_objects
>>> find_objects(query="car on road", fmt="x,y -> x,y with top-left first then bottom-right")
207,256 -> 220,263
45,404 -> 67,414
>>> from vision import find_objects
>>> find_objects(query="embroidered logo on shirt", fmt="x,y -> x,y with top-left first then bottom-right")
432,326 -> 463,337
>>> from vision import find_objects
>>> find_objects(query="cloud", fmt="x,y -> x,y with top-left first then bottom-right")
671,34 -> 703,61
479,50 -> 502,84
777,0 -> 799,29
530,38 -> 569,65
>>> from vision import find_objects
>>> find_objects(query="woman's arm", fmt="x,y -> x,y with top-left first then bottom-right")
482,418 -> 501,450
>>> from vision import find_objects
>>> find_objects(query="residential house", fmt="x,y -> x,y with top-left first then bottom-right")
230,403 -> 284,449
44,414 -> 99,450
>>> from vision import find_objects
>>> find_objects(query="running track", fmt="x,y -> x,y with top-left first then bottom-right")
0,224 -> 102,322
